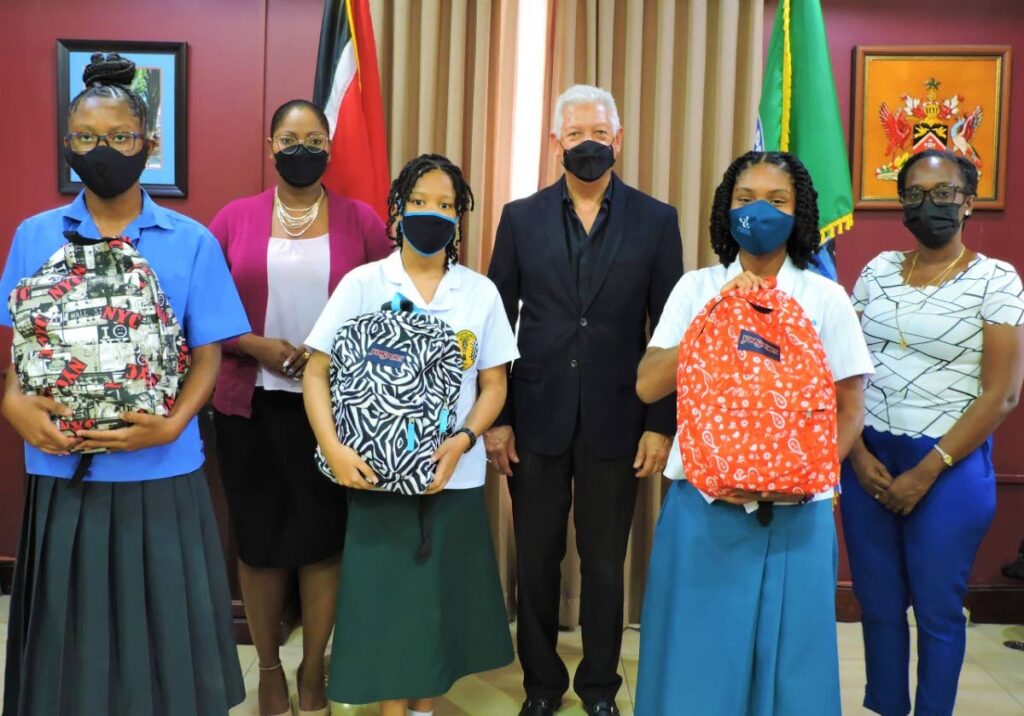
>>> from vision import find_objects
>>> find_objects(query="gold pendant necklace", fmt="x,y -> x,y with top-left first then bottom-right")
895,246 -> 966,349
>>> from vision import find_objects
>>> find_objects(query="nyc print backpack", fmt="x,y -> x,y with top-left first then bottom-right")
8,232 -> 191,483
675,278 -> 838,498
316,294 -> 463,494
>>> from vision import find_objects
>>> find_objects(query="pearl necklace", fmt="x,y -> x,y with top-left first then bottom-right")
274,187 -> 324,238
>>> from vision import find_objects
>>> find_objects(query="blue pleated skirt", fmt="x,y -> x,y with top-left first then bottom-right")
635,480 -> 841,716
2,470 -> 245,716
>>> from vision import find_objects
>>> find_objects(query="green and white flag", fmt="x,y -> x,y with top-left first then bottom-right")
756,0 -> 853,280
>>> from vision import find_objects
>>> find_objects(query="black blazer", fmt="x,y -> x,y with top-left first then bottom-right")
488,174 -> 683,459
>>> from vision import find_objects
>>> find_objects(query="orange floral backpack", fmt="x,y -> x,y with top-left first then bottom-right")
675,278 -> 838,498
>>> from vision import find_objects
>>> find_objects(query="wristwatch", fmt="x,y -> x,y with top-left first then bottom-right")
456,427 -> 478,452
933,444 -> 954,467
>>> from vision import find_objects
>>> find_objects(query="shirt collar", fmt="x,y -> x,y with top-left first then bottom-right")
382,250 -> 462,310
62,189 -> 174,238
724,254 -> 800,290
561,175 -> 613,208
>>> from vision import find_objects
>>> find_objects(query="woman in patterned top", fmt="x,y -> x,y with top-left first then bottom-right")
843,149 -> 1024,716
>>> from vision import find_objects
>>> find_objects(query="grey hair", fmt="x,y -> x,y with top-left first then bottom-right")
551,84 -> 621,136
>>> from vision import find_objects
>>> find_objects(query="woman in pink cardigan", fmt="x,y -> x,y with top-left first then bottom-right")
209,99 -> 391,716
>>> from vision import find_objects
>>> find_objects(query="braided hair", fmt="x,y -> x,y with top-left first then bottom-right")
387,154 -> 475,269
68,53 -> 149,131
709,151 -> 820,270
896,149 -> 978,219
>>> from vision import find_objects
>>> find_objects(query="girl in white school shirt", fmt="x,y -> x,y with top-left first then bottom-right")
633,151 -> 874,716
303,154 -> 516,716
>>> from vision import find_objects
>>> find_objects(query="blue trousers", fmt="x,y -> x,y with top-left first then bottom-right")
840,426 -> 996,716
636,481 -> 841,716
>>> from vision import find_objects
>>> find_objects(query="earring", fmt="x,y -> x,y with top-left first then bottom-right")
966,211 -> 972,216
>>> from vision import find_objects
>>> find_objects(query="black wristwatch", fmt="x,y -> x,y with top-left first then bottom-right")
456,427 -> 478,452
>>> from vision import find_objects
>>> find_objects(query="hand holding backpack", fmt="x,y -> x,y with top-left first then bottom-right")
316,294 -> 463,495
8,231 -> 191,483
676,278 -> 838,501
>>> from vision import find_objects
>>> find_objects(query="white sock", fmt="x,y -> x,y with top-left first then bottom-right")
407,710 -> 433,716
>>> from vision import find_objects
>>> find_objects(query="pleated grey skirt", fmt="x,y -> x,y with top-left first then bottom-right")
2,470 -> 245,716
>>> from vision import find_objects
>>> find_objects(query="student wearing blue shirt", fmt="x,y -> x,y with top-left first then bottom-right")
0,54 -> 249,715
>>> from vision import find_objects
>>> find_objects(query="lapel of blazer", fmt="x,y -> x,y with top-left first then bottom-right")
537,178 -> 582,311
581,173 -> 629,312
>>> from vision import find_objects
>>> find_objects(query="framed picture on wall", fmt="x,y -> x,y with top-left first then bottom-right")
57,39 -> 188,198
851,45 -> 1011,210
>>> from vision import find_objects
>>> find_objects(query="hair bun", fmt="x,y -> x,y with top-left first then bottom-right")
83,52 -> 136,88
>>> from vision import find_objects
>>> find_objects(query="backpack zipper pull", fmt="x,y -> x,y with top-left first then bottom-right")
406,419 -> 417,453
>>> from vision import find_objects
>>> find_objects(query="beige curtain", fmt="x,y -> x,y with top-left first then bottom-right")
369,0 -> 519,273
538,0 -> 766,626
367,0 -> 521,604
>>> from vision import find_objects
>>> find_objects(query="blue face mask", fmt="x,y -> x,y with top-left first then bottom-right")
400,211 -> 458,257
729,200 -> 795,256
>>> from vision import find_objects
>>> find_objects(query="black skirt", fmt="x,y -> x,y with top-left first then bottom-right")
2,470 -> 245,716
213,388 -> 347,568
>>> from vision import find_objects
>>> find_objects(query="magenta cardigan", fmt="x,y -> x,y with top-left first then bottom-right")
209,187 -> 392,418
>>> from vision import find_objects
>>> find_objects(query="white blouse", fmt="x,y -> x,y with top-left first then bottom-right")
305,251 -> 519,490
852,251 -> 1024,438
258,234 -> 331,393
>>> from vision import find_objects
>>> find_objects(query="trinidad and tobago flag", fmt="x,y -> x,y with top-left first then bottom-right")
313,0 -> 389,221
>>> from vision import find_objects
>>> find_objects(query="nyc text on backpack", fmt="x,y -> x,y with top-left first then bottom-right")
8,232 -> 191,482
675,278 -> 837,498
316,294 -> 463,495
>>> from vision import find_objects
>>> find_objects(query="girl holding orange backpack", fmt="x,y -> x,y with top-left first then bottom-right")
633,151 -> 874,716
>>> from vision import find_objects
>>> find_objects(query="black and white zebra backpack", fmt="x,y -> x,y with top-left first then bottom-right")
316,294 -> 463,494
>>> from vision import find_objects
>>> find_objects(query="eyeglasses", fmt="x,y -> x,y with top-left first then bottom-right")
898,185 -> 969,208
273,134 -> 329,154
65,131 -> 145,155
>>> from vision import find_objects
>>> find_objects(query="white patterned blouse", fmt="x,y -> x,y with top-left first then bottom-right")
852,251 -> 1024,438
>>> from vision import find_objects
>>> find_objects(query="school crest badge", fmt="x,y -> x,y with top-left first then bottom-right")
455,329 -> 478,371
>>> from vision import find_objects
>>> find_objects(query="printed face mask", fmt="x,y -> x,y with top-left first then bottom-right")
729,201 -> 795,256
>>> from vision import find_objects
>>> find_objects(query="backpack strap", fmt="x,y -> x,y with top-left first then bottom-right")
415,494 -> 437,563
382,292 -> 422,314
63,230 -> 131,246
70,452 -> 95,486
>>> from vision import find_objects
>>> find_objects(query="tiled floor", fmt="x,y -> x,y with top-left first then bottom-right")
1,594 -> 1021,714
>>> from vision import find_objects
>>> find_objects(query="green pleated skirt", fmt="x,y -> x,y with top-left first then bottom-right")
2,470 -> 245,716
328,487 -> 514,705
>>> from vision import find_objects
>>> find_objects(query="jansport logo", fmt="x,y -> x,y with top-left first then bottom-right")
366,343 -> 407,369
738,329 -> 781,362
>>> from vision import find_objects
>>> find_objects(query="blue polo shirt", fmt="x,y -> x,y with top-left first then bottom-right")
0,190 -> 250,481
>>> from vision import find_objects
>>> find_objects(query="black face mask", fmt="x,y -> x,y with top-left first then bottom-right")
902,199 -> 965,249
65,144 -> 149,199
562,140 -> 616,182
274,147 -> 329,188
400,212 -> 457,257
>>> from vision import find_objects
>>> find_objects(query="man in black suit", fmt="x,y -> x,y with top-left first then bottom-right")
485,85 -> 683,716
